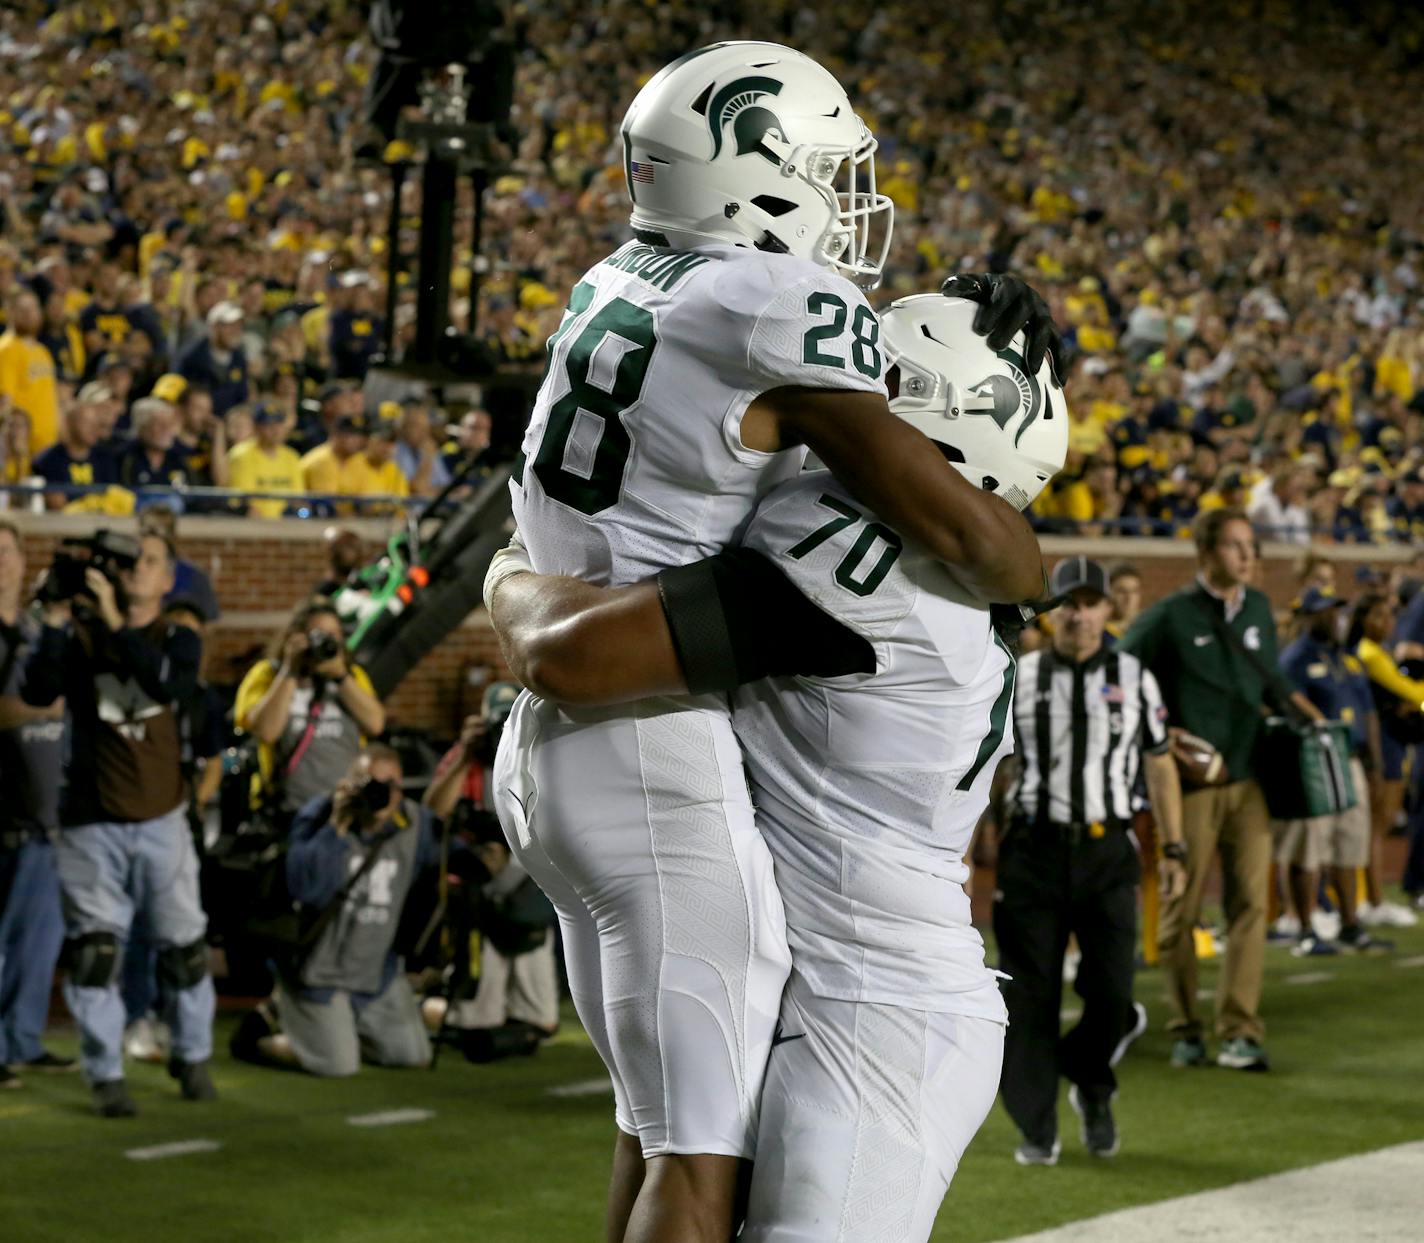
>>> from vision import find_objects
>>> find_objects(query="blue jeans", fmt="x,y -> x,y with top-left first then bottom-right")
0,840 -> 66,1065
54,807 -> 214,1083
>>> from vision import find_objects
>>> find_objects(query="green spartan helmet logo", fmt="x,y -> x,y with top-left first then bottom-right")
704,75 -> 786,164
966,346 -> 1046,447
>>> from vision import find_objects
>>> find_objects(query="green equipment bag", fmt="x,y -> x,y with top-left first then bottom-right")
1255,718 -> 1358,821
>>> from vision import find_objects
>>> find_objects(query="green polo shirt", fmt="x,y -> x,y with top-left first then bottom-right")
1119,581 -> 1294,783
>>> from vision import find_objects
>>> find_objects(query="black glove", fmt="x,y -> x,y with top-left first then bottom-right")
941,273 -> 1064,381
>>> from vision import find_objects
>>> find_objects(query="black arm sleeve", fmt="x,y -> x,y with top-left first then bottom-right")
656,549 -> 874,696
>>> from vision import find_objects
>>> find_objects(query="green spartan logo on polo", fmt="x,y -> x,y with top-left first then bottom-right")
966,346 -> 1045,447
704,75 -> 786,163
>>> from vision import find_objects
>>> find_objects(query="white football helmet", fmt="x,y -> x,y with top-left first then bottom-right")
879,295 -> 1068,510
621,41 -> 894,287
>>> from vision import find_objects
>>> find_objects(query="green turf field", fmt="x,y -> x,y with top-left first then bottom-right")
5,909 -> 1423,1243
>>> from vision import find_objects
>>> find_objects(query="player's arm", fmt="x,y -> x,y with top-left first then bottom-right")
485,542 -> 871,708
741,387 -> 1045,603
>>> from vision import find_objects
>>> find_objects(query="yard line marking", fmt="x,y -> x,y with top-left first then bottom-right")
1284,971 -> 1335,985
1395,955 -> 1424,969
346,1108 -> 435,1128
997,1140 -> 1424,1242
1196,988 -> 1215,999
125,1139 -> 222,1162
547,1078 -> 614,1098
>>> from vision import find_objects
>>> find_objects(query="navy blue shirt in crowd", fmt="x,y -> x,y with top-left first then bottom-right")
177,337 -> 250,416
328,309 -> 384,380
33,442 -> 118,493
117,441 -> 188,492
1279,633 -> 1375,756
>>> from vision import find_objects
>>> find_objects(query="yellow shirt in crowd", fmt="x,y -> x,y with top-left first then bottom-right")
228,440 -> 304,518
0,331 -> 59,452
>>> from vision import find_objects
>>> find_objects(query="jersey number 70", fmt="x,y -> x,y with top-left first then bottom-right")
529,281 -> 657,515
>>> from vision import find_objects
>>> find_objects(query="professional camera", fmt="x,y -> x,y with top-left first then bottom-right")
38,530 -> 139,609
351,776 -> 396,828
306,628 -> 343,667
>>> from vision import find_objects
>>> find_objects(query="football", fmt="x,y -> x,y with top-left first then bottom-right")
1169,727 -> 1226,787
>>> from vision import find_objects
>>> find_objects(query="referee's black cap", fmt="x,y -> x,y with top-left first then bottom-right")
1049,556 -> 1110,602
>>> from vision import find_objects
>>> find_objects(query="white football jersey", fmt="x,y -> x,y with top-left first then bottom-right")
512,241 -> 887,585
733,473 -> 1014,1019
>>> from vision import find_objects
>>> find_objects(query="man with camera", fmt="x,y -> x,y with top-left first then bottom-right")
422,683 -> 559,1061
235,597 -> 385,825
21,529 -> 216,1117
231,745 -> 437,1077
0,520 -> 74,1088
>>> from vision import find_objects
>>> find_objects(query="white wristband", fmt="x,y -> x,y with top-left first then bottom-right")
483,533 -> 534,614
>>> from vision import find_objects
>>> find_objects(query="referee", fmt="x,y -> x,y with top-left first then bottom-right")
990,557 -> 1185,1164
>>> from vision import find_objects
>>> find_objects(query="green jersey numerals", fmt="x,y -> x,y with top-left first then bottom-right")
529,281 -> 658,515
801,292 -> 882,379
788,493 -> 902,597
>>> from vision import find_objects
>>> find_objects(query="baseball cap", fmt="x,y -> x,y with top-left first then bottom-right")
252,402 -> 284,425
333,413 -> 367,435
483,680 -> 521,725
96,354 -> 132,375
206,300 -> 243,325
151,373 -> 187,403
1050,556 -> 1110,602
1296,587 -> 1344,615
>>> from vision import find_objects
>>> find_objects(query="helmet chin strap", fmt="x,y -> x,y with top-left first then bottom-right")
723,200 -> 790,255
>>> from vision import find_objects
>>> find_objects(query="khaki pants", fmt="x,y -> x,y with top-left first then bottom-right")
1157,779 -> 1271,1042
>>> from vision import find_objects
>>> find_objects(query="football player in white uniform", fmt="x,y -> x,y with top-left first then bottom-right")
492,39 -> 1050,1243
488,293 -> 1068,1242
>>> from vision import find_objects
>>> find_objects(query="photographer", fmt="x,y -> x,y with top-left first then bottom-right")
423,684 -> 559,1060
20,530 -> 216,1117
231,746 -> 436,1077
0,520 -> 73,1088
234,598 -> 385,824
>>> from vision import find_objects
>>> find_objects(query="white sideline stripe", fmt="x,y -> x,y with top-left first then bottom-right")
547,1078 -> 614,1098
346,1108 -> 435,1128
994,1142 -> 1424,1242
1283,971 -> 1335,985
1395,955 -> 1424,969
125,1139 -> 222,1161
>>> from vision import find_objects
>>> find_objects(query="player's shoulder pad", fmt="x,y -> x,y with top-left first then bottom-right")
709,252 -> 887,394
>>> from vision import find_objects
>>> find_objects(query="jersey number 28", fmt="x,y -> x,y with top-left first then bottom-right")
530,281 -> 657,515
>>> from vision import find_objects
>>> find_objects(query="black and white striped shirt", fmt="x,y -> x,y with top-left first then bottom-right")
1009,645 -> 1170,826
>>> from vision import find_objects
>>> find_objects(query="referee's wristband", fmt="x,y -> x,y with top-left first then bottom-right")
1161,841 -> 1188,862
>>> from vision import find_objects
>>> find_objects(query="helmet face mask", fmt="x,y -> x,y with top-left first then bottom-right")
881,295 -> 1069,510
621,41 -> 894,287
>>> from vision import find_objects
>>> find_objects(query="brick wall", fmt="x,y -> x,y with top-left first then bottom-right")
7,514 -> 1403,739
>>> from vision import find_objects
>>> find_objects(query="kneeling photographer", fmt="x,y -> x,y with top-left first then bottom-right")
423,684 -> 559,1062
22,530 -> 216,1118
234,598 -> 386,827
231,745 -> 437,1077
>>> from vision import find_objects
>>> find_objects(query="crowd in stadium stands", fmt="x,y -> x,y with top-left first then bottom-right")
0,0 -> 1423,539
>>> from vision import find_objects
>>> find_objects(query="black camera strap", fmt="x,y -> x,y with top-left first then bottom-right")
298,825 -> 396,950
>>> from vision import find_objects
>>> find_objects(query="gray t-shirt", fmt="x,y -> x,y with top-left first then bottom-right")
300,801 -> 425,995
278,677 -> 366,813
0,615 -> 64,834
